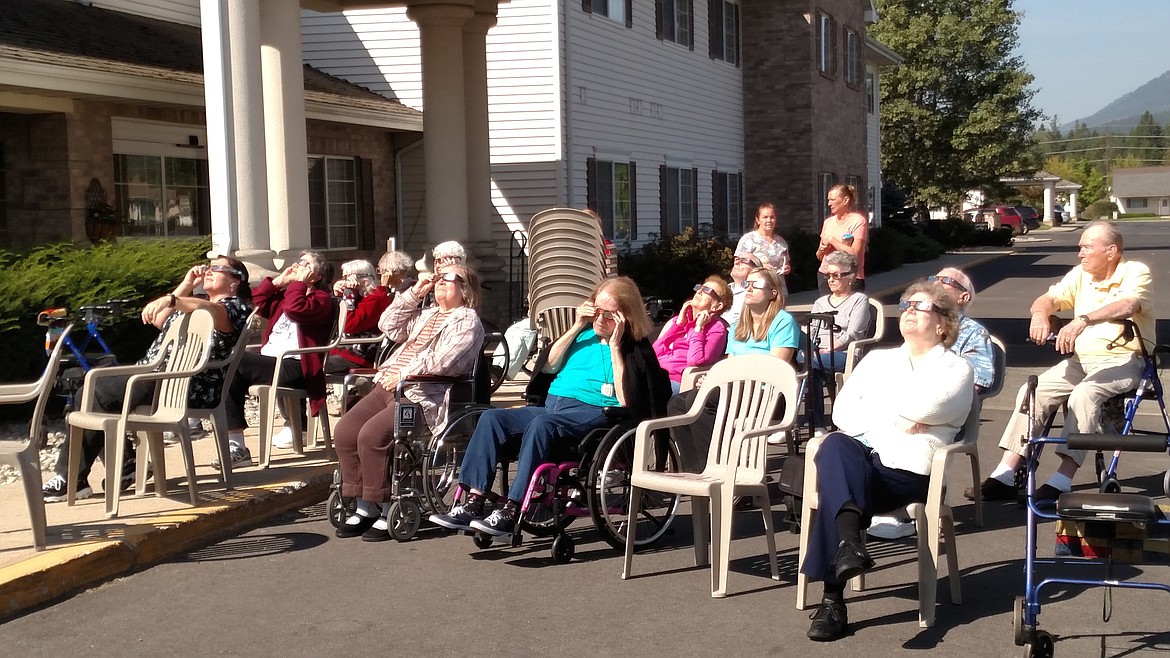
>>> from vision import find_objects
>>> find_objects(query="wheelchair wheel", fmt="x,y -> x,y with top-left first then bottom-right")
551,533 -> 575,564
388,500 -> 422,542
480,319 -> 508,394
518,468 -> 575,537
423,405 -> 488,515
1164,469 -> 1170,500
1099,477 -> 1121,494
1012,596 -> 1026,646
326,489 -> 351,529
588,426 -> 682,551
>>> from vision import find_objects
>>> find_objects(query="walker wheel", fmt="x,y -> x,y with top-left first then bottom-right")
1024,630 -> 1055,658
551,534 -> 575,564
388,500 -> 422,542
327,490 -> 350,529
1012,596 -> 1026,646
472,531 -> 494,549
1163,470 -> 1170,500
1099,478 -> 1121,495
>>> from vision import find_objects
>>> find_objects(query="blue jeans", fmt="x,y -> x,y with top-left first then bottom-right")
460,394 -> 610,501
797,349 -> 846,427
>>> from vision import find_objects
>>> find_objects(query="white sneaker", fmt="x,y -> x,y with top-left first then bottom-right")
766,431 -> 788,446
272,426 -> 295,449
867,515 -> 916,539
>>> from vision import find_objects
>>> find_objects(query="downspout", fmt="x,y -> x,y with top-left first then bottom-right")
561,0 -> 574,205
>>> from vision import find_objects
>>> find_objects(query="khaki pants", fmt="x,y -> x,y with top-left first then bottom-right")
997,354 -> 1143,466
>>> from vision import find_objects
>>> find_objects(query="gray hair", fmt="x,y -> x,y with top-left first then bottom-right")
341,259 -> 376,278
1086,220 -> 1124,251
432,241 -> 467,261
937,266 -> 976,309
823,251 -> 858,273
377,251 -> 414,277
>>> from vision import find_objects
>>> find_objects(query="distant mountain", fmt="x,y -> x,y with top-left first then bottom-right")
1059,70 -> 1170,132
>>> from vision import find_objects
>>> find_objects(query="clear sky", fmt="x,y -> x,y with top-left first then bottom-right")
1013,0 -> 1170,126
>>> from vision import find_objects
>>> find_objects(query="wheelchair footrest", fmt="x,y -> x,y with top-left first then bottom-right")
1057,492 -> 1158,522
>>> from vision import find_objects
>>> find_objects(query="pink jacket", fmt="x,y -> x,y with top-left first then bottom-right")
652,313 -> 729,382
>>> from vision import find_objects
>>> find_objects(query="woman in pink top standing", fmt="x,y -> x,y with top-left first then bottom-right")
653,276 -> 732,394
816,184 -> 869,295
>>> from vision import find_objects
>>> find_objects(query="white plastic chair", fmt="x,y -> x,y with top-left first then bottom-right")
0,322 -> 73,550
836,298 -> 885,386
621,355 -> 798,597
249,303 -> 348,468
66,310 -> 215,518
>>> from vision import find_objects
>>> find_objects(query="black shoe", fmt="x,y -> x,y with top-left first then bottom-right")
43,475 -> 92,503
335,514 -> 378,538
470,506 -> 517,537
429,502 -> 483,532
832,539 -> 875,582
964,477 -> 1017,502
807,599 -> 849,641
1032,484 -> 1064,506
361,525 -> 393,542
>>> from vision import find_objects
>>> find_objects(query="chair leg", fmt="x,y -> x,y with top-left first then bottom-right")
175,428 -> 199,506
692,496 -> 711,567
918,508 -> 940,628
105,422 -> 125,518
208,411 -> 233,488
66,424 -> 84,506
17,455 -> 48,551
257,391 -> 274,469
712,490 -> 732,598
621,485 -> 642,580
943,512 -> 961,605
286,399 -> 306,454
758,491 -> 779,581
319,412 -> 334,461
968,452 -> 983,527
795,502 -> 815,610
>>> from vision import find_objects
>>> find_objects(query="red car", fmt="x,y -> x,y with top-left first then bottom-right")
962,206 -> 1028,235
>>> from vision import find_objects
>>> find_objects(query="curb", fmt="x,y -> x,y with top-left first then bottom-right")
867,250 -> 1011,300
0,465 -> 333,620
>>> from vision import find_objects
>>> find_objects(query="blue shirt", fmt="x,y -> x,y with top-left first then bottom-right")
952,314 -> 996,389
726,310 -> 801,356
547,328 -> 620,407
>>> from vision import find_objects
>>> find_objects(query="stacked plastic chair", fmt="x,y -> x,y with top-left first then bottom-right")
526,208 -> 608,345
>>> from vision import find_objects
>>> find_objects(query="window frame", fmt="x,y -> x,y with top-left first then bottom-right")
584,0 -> 633,28
656,0 -> 695,49
843,27 -> 861,88
819,172 -> 836,220
307,154 -> 361,251
866,71 -> 877,114
587,157 -> 638,241
712,170 -> 744,236
113,153 -> 211,239
816,10 -> 836,78
1129,198 -> 1149,210
659,165 -> 698,235
708,0 -> 741,66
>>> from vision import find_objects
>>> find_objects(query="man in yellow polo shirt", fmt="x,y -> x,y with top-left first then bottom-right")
967,221 -> 1153,503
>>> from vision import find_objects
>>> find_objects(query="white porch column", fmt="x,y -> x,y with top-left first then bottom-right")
200,0 -> 270,262
260,0 -> 311,260
407,1 -> 475,245
463,1 -> 502,281
1069,192 -> 1079,221
1043,182 -> 1055,225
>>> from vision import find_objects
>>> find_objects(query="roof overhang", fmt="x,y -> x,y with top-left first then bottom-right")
865,36 -> 902,67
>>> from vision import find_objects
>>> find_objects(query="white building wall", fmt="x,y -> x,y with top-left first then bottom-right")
563,1 -> 743,243
301,1 -> 560,255
864,66 -> 882,226
92,0 -> 201,25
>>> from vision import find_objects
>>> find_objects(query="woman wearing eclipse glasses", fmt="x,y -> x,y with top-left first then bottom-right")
653,276 -> 733,394
429,276 -> 671,538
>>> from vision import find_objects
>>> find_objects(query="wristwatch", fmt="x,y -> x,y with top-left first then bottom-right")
1077,314 -> 1091,324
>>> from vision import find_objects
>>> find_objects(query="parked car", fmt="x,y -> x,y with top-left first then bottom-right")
1014,206 -> 1041,231
1052,204 -> 1072,223
963,206 -> 1027,235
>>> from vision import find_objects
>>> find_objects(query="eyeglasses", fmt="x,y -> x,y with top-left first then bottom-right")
746,279 -> 770,290
898,300 -> 937,313
733,256 -> 761,267
435,255 -> 461,264
295,258 -> 316,271
347,273 -> 375,281
596,310 -> 618,321
207,264 -> 243,278
824,271 -> 854,280
693,284 -> 720,299
926,275 -> 968,292
438,272 -> 465,284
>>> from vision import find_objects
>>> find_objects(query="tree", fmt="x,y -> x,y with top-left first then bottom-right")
870,0 -> 1042,211
1127,111 -> 1165,165
1043,156 -> 1107,208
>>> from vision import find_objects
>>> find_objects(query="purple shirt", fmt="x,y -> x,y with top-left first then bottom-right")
653,313 -> 729,382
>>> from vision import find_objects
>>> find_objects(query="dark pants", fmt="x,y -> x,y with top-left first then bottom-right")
800,432 -> 929,585
334,384 -> 401,502
665,389 -> 718,472
459,394 -> 609,501
53,373 -> 148,485
227,352 -> 307,429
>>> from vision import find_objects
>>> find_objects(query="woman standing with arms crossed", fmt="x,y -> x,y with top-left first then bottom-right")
735,202 -> 791,299
816,184 -> 869,295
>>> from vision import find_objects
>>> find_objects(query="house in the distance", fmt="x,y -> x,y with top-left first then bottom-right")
1112,166 -> 1170,217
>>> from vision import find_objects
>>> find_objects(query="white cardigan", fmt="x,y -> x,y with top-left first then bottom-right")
833,343 -> 974,476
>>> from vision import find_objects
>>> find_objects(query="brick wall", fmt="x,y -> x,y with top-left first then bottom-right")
0,112 -> 74,246
741,0 -> 868,234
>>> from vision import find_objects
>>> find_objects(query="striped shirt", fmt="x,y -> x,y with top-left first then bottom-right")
375,309 -> 451,385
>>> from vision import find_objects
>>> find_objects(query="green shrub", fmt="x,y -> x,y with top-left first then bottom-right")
1082,199 -> 1118,220
922,218 -> 1014,249
617,227 -> 735,310
1117,212 -> 1158,219
866,226 -> 945,275
0,238 -> 211,384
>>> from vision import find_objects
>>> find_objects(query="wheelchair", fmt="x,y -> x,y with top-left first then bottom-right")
1014,372 -> 1170,657
325,329 -> 503,541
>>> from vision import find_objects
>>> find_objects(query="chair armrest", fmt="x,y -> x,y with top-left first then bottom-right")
724,420 -> 790,482
680,365 -> 712,393
77,362 -> 158,413
337,335 -> 383,348
801,434 -> 826,500
120,365 -> 209,415
0,382 -> 41,404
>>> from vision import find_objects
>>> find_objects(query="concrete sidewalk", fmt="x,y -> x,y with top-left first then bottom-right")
0,241 -> 1036,620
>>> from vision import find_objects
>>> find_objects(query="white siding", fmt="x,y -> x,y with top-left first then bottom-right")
92,0 -> 200,25
564,1 -> 743,244
865,65 -> 882,226
301,1 -> 561,254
